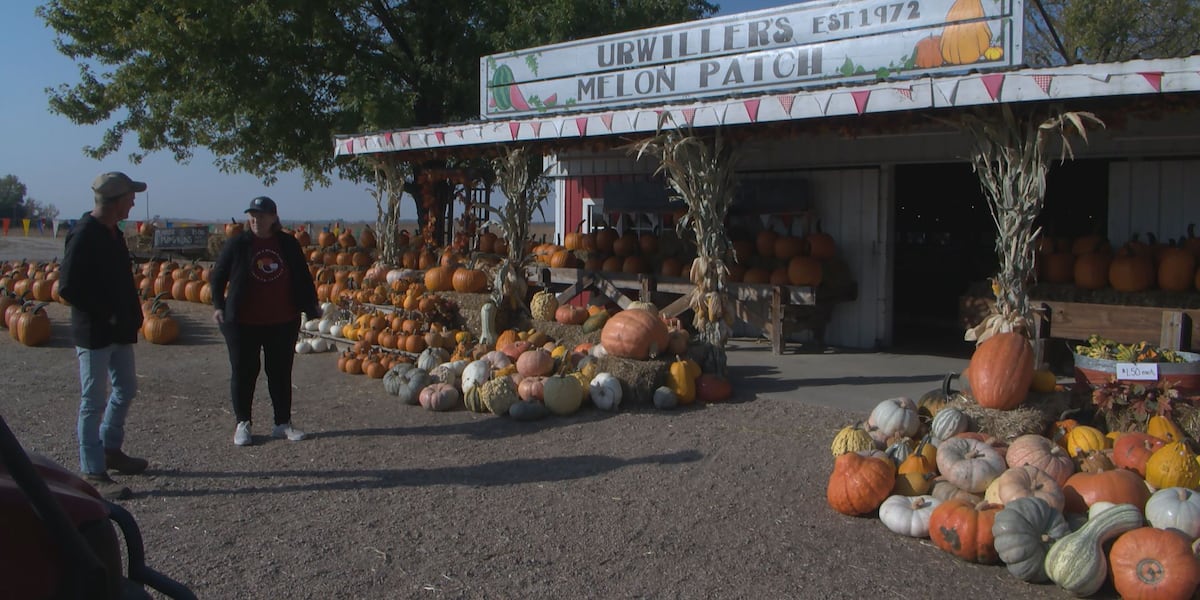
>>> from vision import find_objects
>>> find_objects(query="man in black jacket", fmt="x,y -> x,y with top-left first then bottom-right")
59,172 -> 150,500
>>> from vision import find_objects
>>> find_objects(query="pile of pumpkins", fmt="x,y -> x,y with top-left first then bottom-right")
827,386 -> 1200,598
0,259 -> 58,347
369,289 -> 731,418
1036,228 -> 1200,293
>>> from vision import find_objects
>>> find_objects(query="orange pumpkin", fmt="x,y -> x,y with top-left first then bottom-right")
928,498 -> 1002,564
424,266 -> 455,292
914,35 -> 943,68
696,374 -> 732,402
939,0 -> 992,65
599,309 -> 669,360
1073,251 -> 1111,290
826,452 -> 894,516
1112,432 -> 1166,478
1158,245 -> 1197,292
1062,468 -> 1151,514
1110,527 -> 1200,600
451,268 -> 487,293
1109,245 -> 1155,292
967,331 -> 1034,410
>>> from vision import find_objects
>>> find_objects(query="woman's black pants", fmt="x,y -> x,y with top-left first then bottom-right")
220,318 -> 300,425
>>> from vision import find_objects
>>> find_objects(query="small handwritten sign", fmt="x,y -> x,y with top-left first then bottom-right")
152,226 -> 209,250
1117,362 -> 1159,381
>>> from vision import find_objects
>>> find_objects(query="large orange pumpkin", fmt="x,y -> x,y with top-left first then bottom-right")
928,498 -> 1002,564
1110,527 -> 1200,600
939,0 -> 991,65
967,331 -> 1034,410
826,452 -> 894,516
1109,245 -> 1155,293
599,309 -> 669,360
1062,468 -> 1151,514
1158,245 -> 1197,292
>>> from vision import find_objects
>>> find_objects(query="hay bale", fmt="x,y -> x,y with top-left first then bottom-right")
596,355 -> 671,406
951,391 -> 1072,441
532,320 -> 601,350
440,291 -> 494,337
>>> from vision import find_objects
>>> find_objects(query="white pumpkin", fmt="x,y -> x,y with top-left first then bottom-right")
461,360 -> 492,394
294,339 -> 313,354
303,318 -> 321,332
310,338 -> 332,353
320,301 -> 337,316
879,494 -> 940,538
589,373 -> 622,411
1145,487 -> 1200,539
318,317 -> 338,335
542,375 -> 582,416
936,436 -> 1007,493
868,396 -> 920,439
482,350 -> 512,370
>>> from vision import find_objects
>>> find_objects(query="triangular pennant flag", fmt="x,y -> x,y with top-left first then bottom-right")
434,131 -> 446,143
1031,74 -> 1053,95
399,132 -> 410,147
850,90 -> 871,114
531,121 -> 543,137
1139,71 -> 1163,92
344,140 -> 354,153
682,108 -> 697,126
776,94 -> 795,114
552,119 -> 566,136
454,129 -> 464,138
934,80 -> 960,104
813,93 -> 833,115
743,99 -> 761,122
509,122 -> 521,140
894,87 -> 913,101
601,113 -> 614,131
625,112 -> 639,129
575,117 -> 588,136
359,137 -> 369,150
382,132 -> 394,146
980,74 -> 1005,101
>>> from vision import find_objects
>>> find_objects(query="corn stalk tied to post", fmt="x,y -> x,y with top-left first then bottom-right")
954,105 -> 1103,344
629,116 -> 739,375
366,156 -> 411,267
475,146 -> 549,318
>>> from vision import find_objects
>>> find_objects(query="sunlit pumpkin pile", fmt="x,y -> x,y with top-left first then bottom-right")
1,259 -> 61,347
828,369 -> 1200,597
323,279 -> 733,418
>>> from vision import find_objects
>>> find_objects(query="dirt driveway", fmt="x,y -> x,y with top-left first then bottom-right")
0,236 -> 1074,599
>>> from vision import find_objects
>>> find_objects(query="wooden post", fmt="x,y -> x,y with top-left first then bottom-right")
1032,303 -> 1050,368
771,285 -> 784,355
639,274 -> 655,303
1160,310 -> 1191,351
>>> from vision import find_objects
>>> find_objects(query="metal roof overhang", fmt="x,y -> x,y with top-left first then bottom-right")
332,55 -> 1200,162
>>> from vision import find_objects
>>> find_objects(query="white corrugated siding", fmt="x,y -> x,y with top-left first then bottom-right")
1109,159 -> 1200,246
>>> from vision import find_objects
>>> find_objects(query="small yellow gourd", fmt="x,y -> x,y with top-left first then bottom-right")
831,423 -> 876,457
666,357 -> 701,405
1065,425 -> 1109,458
1145,441 -> 1200,490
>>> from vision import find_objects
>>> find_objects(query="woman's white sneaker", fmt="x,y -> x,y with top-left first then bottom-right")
234,421 -> 253,446
272,423 -> 307,441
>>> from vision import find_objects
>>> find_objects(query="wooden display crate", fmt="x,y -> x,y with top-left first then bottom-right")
959,296 -> 1199,351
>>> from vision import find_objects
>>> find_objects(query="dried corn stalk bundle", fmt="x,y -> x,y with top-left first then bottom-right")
480,146 -> 549,317
630,116 -> 739,375
365,155 -> 411,267
955,106 -> 1103,344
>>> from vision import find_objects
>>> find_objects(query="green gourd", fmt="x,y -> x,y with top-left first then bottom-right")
1043,502 -> 1143,596
991,497 -> 1071,583
581,310 -> 609,333
479,301 -> 498,348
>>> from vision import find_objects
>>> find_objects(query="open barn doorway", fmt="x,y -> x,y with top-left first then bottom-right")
891,160 -> 1109,357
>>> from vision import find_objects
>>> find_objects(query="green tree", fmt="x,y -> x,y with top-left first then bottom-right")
0,175 -> 28,220
1026,0 -> 1200,66
38,0 -> 714,236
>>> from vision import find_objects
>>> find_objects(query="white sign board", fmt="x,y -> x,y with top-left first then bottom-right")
480,0 -> 1023,119
1116,363 -> 1159,381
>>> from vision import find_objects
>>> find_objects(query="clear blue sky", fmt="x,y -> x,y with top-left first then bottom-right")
0,1 -> 784,223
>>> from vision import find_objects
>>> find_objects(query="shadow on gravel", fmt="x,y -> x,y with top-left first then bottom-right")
142,449 -> 704,497
316,408 -> 634,441
730,363 -> 946,394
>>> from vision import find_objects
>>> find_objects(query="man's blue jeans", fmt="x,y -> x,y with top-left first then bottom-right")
76,343 -> 137,474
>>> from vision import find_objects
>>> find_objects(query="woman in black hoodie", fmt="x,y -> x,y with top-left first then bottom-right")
209,196 -> 320,446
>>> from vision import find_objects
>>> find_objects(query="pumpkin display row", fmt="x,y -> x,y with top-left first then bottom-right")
827,393 -> 1200,598
1037,229 -> 1200,293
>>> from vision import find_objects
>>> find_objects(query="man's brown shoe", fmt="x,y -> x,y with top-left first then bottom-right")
105,449 -> 148,475
83,473 -> 132,501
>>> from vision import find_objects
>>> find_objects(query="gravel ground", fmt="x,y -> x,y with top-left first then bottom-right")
1,234 -> 1095,599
